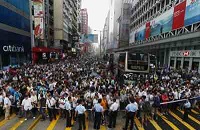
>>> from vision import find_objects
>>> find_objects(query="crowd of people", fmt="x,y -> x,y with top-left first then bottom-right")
0,55 -> 199,130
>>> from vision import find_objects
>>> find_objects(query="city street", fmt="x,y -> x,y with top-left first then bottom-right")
0,108 -> 199,130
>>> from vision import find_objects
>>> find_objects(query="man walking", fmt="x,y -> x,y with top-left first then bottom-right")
183,99 -> 191,121
46,94 -> 56,121
65,96 -> 72,127
4,93 -> 11,120
108,98 -> 119,129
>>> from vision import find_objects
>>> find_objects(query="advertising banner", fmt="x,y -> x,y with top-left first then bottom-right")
33,0 -> 44,39
184,0 -> 200,26
34,18 -> 44,39
172,0 -> 186,30
80,34 -> 98,43
129,31 -> 135,44
150,8 -> 174,36
135,25 -> 145,41
145,22 -> 150,39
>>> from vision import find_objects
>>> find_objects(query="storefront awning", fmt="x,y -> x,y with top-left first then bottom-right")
32,47 -> 61,53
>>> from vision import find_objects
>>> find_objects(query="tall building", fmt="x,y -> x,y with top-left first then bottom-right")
80,8 -> 88,34
103,11 -> 110,53
118,0 -> 132,48
129,0 -> 200,72
0,0 -> 31,68
54,0 -> 80,53
107,0 -> 123,50
31,0 -> 59,64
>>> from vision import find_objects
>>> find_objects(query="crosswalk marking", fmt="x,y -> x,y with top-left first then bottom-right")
147,117 -> 162,130
134,118 -> 145,130
191,109 -> 199,115
28,115 -> 41,130
100,125 -> 107,130
46,115 -> 60,130
9,118 -> 25,130
169,110 -> 195,130
157,112 -> 179,130
0,114 -> 16,127
177,109 -> 200,125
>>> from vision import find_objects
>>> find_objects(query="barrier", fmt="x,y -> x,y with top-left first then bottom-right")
9,96 -> 200,110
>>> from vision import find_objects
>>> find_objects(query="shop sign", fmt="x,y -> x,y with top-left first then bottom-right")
170,50 -> 200,57
42,52 -> 47,59
2,45 -> 24,52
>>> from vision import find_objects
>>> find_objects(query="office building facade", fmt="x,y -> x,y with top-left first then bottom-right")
128,0 -> 200,72
0,0 -> 31,68
80,8 -> 88,35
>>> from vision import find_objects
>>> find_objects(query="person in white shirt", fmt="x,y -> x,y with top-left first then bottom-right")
108,98 -> 119,128
30,92 -> 37,118
4,93 -> 11,120
46,94 -> 56,121
65,96 -> 72,127
0,92 -> 4,116
59,95 -> 66,118
21,95 -> 33,120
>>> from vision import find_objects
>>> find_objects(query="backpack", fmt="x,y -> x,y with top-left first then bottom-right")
142,101 -> 151,112
153,96 -> 160,107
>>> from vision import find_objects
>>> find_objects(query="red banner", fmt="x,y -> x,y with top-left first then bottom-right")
172,0 -> 186,30
145,22 -> 150,39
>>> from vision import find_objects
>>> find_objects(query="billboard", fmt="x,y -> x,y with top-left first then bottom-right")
184,0 -> 200,26
150,8 -> 174,37
172,0 -> 186,30
135,25 -> 145,41
129,31 -> 135,44
34,18 -> 44,39
33,0 -> 44,39
145,22 -> 150,39
80,34 -> 98,43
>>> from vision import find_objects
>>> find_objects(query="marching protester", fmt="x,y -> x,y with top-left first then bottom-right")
183,98 -> 191,121
108,98 -> 119,129
0,54 -> 199,129
4,93 -> 11,120
65,96 -> 72,127
46,94 -> 56,121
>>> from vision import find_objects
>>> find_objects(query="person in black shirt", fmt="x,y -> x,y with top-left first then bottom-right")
39,94 -> 46,120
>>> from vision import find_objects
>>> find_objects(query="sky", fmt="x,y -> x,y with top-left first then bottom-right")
81,0 -> 109,32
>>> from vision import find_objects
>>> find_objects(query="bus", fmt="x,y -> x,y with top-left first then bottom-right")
106,51 -> 157,85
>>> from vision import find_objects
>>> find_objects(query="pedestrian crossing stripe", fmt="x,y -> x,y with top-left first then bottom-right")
65,118 -> 75,130
0,114 -> 16,127
191,109 -> 199,115
177,109 -> 200,125
46,115 -> 60,130
157,112 -> 179,130
28,115 -> 42,130
147,117 -> 162,130
169,110 -> 195,130
134,118 -> 145,130
9,117 -> 25,130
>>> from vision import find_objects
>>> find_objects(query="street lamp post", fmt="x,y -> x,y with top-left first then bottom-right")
94,30 -> 102,57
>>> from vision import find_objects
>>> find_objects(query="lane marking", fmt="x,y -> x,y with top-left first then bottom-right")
147,117 -> 162,130
169,110 -> 195,130
191,109 -> 199,115
157,112 -> 179,130
0,114 -> 16,127
65,118 -> 74,130
177,109 -> 200,125
46,115 -> 60,130
134,118 -> 145,130
27,115 -> 41,130
9,118 -> 25,130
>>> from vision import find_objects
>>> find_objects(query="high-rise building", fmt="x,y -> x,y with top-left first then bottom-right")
0,0 -> 31,68
80,8 -> 88,34
129,0 -> 200,72
54,0 -> 80,53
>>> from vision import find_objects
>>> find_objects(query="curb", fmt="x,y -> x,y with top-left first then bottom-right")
27,115 -> 42,130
